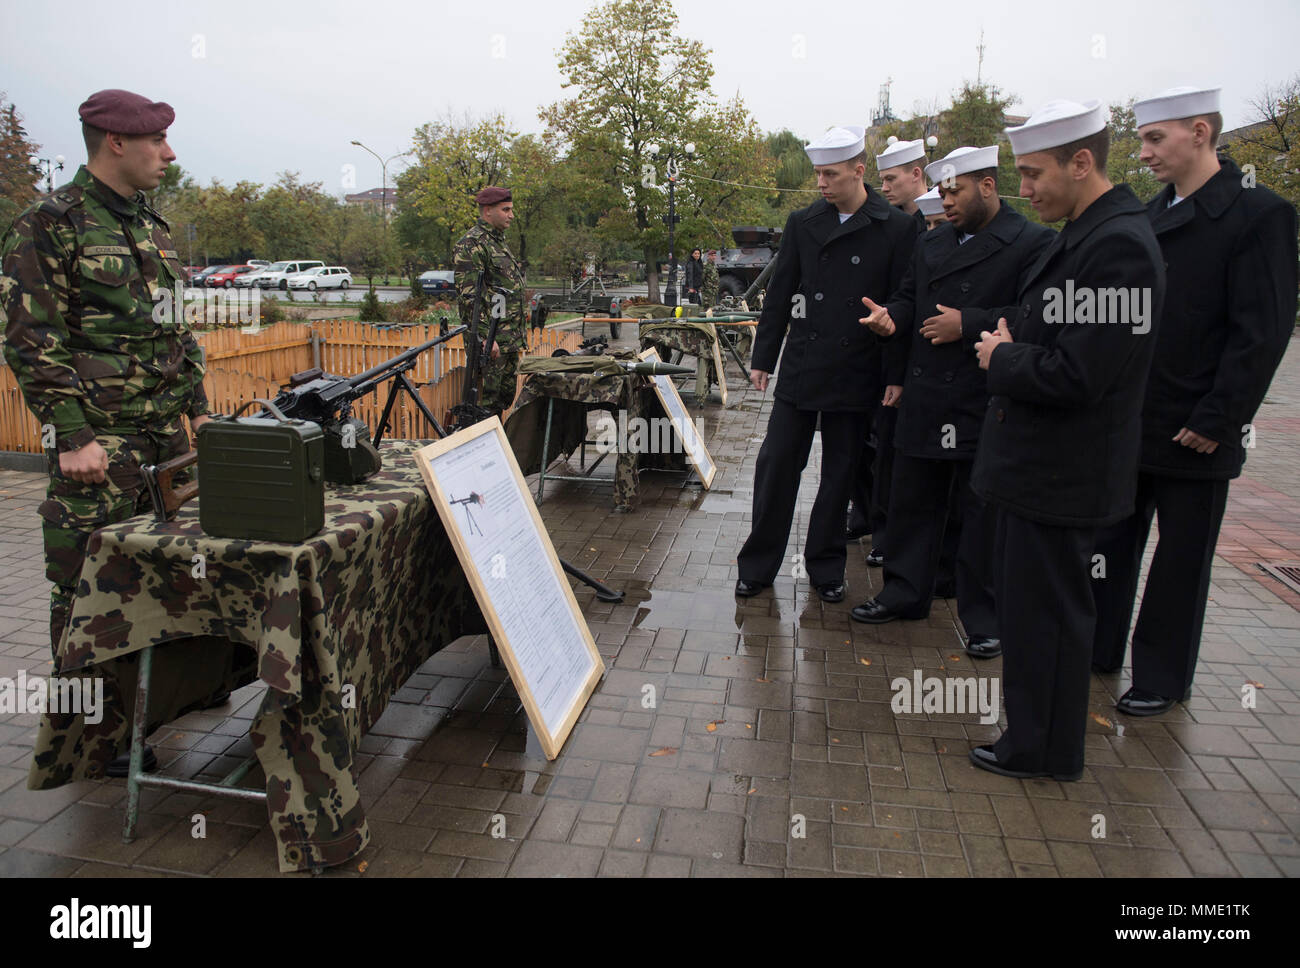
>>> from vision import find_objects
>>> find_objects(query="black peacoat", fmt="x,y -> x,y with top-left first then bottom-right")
751,190 -> 918,412
1137,158 -> 1298,480
969,185 -> 1166,528
884,204 -> 1055,459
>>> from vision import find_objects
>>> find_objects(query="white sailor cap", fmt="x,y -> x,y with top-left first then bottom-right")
915,186 -> 945,217
1134,86 -> 1221,127
925,145 -> 999,184
875,138 -> 926,170
1006,100 -> 1106,155
805,125 -> 866,166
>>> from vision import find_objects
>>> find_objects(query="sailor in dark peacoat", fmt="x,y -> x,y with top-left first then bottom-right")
738,187 -> 917,589
969,169 -> 1166,778
1091,154 -> 1297,707
859,195 -> 1055,644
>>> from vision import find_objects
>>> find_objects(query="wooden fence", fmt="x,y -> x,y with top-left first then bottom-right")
0,321 -> 581,453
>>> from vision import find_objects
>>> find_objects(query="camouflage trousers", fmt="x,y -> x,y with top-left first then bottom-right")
481,350 -> 522,414
38,424 -> 190,655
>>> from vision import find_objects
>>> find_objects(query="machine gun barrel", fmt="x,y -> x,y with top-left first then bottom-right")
347,325 -> 467,399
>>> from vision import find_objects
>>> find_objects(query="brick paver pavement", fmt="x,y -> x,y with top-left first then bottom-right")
0,329 -> 1297,878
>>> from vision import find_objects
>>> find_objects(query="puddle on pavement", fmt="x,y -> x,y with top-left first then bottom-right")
631,587 -> 782,632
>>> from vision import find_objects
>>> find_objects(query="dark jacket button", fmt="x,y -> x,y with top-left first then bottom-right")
851,255 -> 860,265
840,337 -> 849,347
912,366 -> 922,376
943,372 -> 954,382
809,332 -> 818,340
930,281 -> 940,291
815,292 -> 824,301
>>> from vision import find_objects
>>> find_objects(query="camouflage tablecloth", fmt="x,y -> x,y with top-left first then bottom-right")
506,358 -> 686,509
27,439 -> 487,872
638,320 -> 754,398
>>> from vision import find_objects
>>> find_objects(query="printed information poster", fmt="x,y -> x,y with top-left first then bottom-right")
639,347 -> 717,488
416,419 -> 604,758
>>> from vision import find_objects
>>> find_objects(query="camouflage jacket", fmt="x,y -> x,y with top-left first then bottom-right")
702,258 -> 719,306
452,218 -> 526,353
1,165 -> 208,451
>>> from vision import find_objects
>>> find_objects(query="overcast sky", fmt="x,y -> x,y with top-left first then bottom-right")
4,0 -> 1297,196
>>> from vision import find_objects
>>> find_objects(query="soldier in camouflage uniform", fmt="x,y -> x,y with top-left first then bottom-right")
453,186 -> 527,415
701,249 -> 720,309
0,90 -> 211,657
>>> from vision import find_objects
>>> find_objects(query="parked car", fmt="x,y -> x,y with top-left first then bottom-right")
418,269 -> 455,296
183,265 -> 205,283
232,268 -> 264,288
190,265 -> 228,286
205,265 -> 260,288
287,266 -> 352,291
256,260 -> 324,290
246,259 -> 271,268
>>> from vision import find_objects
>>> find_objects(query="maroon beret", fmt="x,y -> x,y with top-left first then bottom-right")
78,89 -> 175,135
475,186 -> 512,206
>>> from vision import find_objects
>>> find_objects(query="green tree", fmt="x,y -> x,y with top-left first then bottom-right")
1107,101 -> 1161,202
403,113 -> 517,265
542,0 -> 716,302
251,171 -> 333,259
1226,74 -> 1300,214
0,95 -> 41,228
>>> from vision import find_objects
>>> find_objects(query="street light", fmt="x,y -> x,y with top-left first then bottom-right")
350,140 -> 408,284
38,155 -> 65,194
646,141 -> 695,306
925,135 -> 939,159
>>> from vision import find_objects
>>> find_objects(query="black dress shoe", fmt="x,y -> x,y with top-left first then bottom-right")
865,548 -> 885,567
734,579 -> 769,598
850,598 -> 901,624
202,690 -> 231,709
968,745 -> 1082,782
106,745 -> 158,779
965,635 -> 1002,659
814,581 -> 845,603
845,522 -> 871,540
933,581 -> 956,599
1091,661 -> 1121,675
1116,687 -> 1179,717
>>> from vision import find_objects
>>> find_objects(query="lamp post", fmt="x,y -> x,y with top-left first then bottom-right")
646,141 -> 695,307
925,135 -> 939,159
38,155 -> 65,194
350,140 -> 407,284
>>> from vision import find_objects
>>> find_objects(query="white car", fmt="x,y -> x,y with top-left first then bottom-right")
256,260 -> 324,290
287,266 -> 352,291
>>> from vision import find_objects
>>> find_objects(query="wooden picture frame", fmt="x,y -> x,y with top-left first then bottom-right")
415,418 -> 604,759
707,323 -> 729,407
638,347 -> 718,489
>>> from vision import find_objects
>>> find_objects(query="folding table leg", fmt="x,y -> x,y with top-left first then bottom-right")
122,645 -> 153,844
536,397 -> 555,505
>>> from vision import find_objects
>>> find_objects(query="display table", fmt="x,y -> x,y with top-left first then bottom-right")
505,357 -> 687,509
26,439 -> 487,872
638,319 -> 754,402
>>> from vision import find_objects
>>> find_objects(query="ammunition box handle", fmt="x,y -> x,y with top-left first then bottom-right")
227,397 -> 294,423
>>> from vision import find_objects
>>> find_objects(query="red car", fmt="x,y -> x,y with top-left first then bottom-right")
205,265 -> 259,288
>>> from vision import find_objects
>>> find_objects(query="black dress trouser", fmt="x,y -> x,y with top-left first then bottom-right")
876,454 -> 997,638
992,507 -> 1096,777
1091,473 -> 1230,698
738,399 -> 868,586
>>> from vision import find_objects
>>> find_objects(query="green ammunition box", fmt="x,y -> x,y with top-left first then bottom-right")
198,399 -> 325,542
